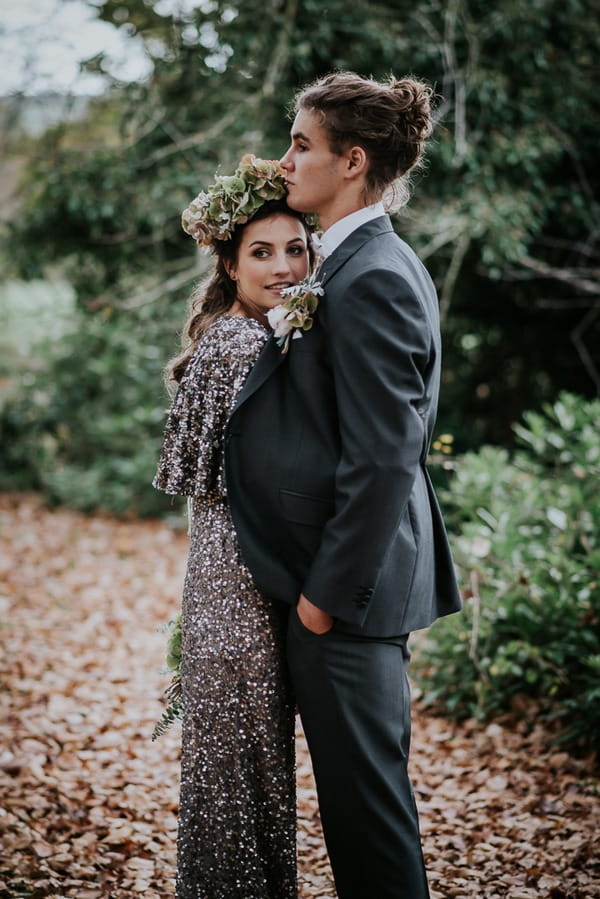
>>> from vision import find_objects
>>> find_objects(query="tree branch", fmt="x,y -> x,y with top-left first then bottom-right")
440,231 -> 471,322
519,255 -> 600,295
262,0 -> 299,100
571,305 -> 600,393
443,0 -> 468,165
86,263 -> 205,312
547,122 -> 600,222
141,0 -> 300,168
121,264 -> 206,310
141,104 -> 247,168
414,218 -> 468,261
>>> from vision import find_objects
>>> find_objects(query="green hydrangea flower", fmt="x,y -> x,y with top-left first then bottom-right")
181,154 -> 287,246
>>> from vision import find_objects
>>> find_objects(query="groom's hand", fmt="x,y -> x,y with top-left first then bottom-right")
297,593 -> 334,634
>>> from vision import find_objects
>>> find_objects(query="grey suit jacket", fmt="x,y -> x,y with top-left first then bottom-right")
225,215 -> 461,636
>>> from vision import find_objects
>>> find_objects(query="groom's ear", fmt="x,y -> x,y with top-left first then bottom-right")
344,145 -> 368,180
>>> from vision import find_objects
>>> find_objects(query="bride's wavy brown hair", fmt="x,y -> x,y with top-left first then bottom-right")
168,199 -> 313,385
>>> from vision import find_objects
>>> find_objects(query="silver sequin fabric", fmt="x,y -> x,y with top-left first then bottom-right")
154,315 -> 297,899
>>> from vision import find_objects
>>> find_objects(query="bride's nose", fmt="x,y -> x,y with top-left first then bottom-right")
272,251 -> 292,275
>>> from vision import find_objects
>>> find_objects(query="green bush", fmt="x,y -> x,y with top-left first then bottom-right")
417,392 -> 600,754
0,303 -> 186,519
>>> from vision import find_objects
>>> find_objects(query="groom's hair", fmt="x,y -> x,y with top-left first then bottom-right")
294,71 -> 434,204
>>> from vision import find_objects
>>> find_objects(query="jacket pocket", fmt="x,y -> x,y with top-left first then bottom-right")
279,489 -> 334,528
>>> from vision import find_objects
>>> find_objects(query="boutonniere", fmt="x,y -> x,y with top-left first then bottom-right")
266,273 -> 324,354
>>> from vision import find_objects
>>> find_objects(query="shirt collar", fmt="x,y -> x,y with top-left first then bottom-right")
318,202 -> 385,259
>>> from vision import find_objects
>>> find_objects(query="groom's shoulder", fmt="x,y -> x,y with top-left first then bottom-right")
352,223 -> 424,275
337,224 -> 437,309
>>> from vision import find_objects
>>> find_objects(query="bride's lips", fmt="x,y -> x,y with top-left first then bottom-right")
265,282 -> 293,293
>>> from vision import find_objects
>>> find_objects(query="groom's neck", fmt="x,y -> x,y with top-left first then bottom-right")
319,200 -> 369,233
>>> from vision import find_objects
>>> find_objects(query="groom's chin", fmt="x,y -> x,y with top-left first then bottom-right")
286,197 -> 315,216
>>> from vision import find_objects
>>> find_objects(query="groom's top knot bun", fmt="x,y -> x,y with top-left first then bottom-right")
387,76 -> 434,156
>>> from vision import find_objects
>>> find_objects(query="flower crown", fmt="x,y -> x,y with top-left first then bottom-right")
181,154 -> 287,247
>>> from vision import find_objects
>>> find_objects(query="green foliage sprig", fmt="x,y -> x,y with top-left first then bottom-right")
416,392 -> 600,755
152,612 -> 183,741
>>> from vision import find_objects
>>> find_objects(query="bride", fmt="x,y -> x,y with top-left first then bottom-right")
153,155 -> 315,899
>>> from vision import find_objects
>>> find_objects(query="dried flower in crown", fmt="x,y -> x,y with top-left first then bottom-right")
181,154 -> 288,247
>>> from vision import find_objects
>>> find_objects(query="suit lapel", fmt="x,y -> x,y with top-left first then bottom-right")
318,215 -> 394,286
229,215 -> 395,417
229,332 -> 286,417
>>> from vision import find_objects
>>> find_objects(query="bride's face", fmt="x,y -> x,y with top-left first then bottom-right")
228,214 -> 309,311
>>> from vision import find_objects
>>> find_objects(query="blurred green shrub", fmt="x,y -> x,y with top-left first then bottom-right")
0,303 -> 185,519
417,392 -> 600,754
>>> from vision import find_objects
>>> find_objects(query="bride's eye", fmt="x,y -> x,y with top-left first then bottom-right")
288,245 -> 304,256
252,248 -> 269,258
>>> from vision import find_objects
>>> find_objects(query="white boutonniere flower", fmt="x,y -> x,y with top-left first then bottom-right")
266,273 -> 324,354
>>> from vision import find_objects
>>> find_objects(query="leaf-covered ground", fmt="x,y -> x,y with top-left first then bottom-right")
1,494 -> 598,899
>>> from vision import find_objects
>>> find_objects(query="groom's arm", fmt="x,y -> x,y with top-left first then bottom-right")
300,266 -> 432,625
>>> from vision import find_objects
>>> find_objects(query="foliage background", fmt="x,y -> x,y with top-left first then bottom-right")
2,0 -> 598,497
415,392 -> 599,754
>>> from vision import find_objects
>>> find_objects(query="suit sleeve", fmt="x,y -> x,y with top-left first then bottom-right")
301,267 -> 433,623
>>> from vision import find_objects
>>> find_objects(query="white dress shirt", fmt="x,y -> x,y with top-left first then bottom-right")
316,202 -> 385,259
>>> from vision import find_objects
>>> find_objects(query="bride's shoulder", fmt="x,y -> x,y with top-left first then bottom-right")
207,314 -> 268,347
189,314 -> 268,370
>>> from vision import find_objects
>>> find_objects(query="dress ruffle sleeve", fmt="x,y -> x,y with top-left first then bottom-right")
153,316 -> 268,499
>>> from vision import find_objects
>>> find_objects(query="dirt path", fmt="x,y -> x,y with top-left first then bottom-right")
1,494 -> 598,898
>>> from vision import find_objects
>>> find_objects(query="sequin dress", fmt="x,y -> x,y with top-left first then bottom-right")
153,315 -> 297,899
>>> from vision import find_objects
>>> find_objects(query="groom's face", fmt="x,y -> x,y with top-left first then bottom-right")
280,109 -> 348,226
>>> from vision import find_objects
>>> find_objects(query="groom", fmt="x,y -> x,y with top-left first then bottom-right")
225,71 -> 461,899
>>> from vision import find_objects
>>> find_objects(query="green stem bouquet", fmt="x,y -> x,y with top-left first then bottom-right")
152,612 -> 183,740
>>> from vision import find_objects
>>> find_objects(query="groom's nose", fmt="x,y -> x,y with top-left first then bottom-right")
279,147 -> 292,169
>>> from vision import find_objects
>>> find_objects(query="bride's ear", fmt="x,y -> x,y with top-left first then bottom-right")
224,261 -> 237,281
